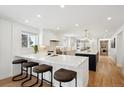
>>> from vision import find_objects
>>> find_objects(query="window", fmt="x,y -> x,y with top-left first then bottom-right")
22,33 -> 28,47
21,32 -> 39,48
62,36 -> 76,49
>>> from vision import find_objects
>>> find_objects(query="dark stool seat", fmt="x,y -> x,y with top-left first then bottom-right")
54,68 -> 76,82
33,64 -> 52,73
12,59 -> 27,64
12,59 -> 27,81
54,68 -> 77,87
22,62 -> 39,68
31,64 -> 53,87
21,62 -> 39,87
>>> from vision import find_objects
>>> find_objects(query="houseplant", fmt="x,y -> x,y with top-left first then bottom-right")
32,45 -> 39,54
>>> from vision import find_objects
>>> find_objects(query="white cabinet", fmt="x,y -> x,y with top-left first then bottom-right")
0,19 -> 12,79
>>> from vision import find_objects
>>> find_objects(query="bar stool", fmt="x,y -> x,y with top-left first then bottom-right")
54,68 -> 77,87
32,64 -> 53,87
21,61 -> 39,87
12,59 -> 28,81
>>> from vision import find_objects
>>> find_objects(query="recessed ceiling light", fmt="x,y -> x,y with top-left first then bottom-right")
36,14 -> 41,18
107,17 -> 112,21
57,27 -> 60,30
105,29 -> 108,32
75,24 -> 79,27
60,5 -> 65,8
25,19 -> 29,23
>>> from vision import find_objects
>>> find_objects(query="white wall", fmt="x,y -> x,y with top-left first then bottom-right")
116,31 -> 124,67
39,29 -> 43,46
0,19 -> 12,79
42,29 -> 59,45
110,30 -> 123,65
90,39 -> 99,51
109,36 -> 117,62
12,22 -> 39,56
110,24 -> 124,75
0,18 -> 40,79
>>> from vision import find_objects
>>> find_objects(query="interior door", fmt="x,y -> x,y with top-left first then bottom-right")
100,40 -> 108,56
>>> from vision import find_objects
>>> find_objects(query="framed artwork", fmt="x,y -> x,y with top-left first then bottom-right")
111,38 -> 116,48
22,34 -> 28,48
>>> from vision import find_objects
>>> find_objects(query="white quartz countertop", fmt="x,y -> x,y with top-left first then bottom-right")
75,50 -> 98,55
16,54 -> 88,67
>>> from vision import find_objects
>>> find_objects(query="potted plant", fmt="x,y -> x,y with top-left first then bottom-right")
32,45 -> 39,54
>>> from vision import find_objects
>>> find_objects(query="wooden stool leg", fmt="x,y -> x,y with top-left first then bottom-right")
21,63 -> 23,74
60,82 -> 62,87
29,67 -> 32,80
36,73 -> 39,84
75,75 -> 77,87
21,67 -> 33,87
26,67 -> 28,77
29,73 -> 39,87
41,73 -> 43,86
39,73 -> 43,87
51,70 -> 53,87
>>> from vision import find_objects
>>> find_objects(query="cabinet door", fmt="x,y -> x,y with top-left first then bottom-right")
75,54 -> 96,71
0,19 -> 12,79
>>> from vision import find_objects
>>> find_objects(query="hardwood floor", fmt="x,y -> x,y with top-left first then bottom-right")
88,56 -> 124,87
0,56 -> 124,87
0,76 -> 51,87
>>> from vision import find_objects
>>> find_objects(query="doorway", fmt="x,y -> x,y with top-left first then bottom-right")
100,40 -> 108,56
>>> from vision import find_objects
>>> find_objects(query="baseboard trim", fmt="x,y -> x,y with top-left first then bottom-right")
0,72 -> 11,80
109,56 -> 116,62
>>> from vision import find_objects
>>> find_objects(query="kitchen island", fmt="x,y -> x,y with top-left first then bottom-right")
14,54 -> 89,87
75,50 -> 99,71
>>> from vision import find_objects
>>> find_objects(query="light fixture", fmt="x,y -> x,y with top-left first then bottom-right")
105,29 -> 108,32
57,27 -> 60,30
75,24 -> 79,27
60,5 -> 65,8
107,17 -> 112,21
25,19 -> 29,23
36,14 -> 41,18
84,29 -> 88,38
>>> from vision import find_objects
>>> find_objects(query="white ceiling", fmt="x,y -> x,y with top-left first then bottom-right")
0,5 -> 124,39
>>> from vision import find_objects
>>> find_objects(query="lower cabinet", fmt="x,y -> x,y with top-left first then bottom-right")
75,53 -> 98,71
